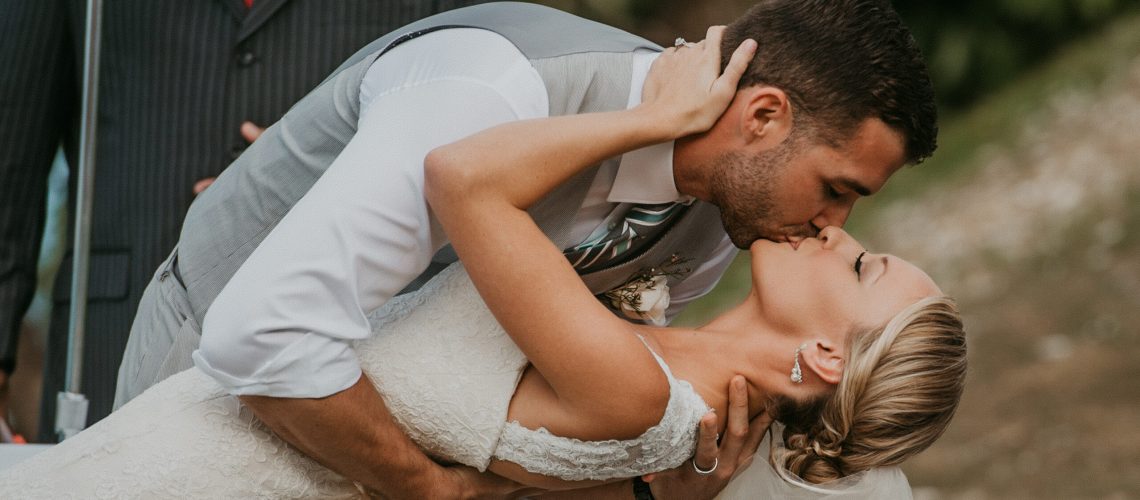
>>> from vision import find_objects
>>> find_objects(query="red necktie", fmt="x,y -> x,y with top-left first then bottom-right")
244,0 -> 253,8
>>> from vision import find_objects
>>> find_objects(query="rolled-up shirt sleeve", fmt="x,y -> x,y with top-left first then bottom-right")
193,29 -> 549,398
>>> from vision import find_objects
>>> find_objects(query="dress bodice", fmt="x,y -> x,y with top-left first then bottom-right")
356,262 -> 530,469
0,264 -> 710,498
492,345 -> 709,480
357,263 -> 710,479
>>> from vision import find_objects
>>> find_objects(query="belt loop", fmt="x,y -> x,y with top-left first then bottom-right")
169,251 -> 187,289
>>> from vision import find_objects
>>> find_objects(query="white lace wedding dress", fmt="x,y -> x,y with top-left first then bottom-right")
0,264 -> 711,498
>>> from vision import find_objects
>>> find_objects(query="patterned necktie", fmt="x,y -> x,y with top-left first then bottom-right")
564,201 -> 690,273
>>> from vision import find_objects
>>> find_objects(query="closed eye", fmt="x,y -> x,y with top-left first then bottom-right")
854,251 -> 867,277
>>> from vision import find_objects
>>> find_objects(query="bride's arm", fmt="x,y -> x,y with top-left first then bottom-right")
425,27 -> 754,428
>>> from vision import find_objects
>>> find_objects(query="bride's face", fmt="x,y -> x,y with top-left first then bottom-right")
749,226 -> 940,337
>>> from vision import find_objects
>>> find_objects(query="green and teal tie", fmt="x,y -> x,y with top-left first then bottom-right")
564,201 -> 691,273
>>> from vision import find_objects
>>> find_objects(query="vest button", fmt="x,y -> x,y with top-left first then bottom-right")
237,51 -> 256,66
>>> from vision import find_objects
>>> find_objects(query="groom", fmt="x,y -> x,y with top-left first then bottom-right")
115,1 -> 936,497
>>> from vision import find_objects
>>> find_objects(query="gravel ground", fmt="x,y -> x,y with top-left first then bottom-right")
862,50 -> 1140,500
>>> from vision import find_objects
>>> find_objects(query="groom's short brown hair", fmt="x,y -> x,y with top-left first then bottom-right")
722,0 -> 938,164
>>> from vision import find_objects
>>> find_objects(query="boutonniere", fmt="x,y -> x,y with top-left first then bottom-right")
603,254 -> 692,326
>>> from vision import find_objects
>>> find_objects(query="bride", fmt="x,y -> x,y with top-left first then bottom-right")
0,30 -> 965,499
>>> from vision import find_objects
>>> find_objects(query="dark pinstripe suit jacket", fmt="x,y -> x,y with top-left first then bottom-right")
0,0 -> 485,439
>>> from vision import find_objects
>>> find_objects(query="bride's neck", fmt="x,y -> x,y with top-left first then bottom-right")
639,296 -> 793,431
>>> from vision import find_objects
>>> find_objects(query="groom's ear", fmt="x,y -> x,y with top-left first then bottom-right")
801,339 -> 845,386
740,86 -> 792,147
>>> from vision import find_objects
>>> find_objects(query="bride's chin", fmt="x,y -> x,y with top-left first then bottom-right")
748,238 -> 782,265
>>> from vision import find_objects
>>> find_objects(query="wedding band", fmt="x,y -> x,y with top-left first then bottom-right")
675,37 -> 687,47
692,457 -> 718,475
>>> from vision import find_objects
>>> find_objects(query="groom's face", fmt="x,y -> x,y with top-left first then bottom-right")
708,118 -> 907,248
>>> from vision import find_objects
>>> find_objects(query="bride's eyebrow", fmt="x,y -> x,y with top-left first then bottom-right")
873,256 -> 889,284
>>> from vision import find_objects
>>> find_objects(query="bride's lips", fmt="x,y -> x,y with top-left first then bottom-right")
785,235 -> 805,250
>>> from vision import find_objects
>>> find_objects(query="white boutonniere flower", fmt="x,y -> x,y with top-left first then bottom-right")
603,255 -> 692,326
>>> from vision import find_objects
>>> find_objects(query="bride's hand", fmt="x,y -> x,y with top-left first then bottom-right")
641,26 -> 756,139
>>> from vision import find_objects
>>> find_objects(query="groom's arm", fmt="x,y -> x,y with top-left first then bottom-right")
195,30 -> 551,497
240,376 -> 533,497
240,377 -> 462,496
202,84 -> 511,493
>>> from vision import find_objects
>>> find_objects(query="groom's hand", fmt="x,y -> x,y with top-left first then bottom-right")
440,465 -> 546,500
360,465 -> 541,499
642,376 -> 771,500
193,121 -> 265,196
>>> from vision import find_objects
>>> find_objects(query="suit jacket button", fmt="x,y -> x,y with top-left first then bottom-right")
237,51 -> 256,66
230,144 -> 246,160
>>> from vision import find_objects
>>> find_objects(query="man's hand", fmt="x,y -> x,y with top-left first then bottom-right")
357,465 -> 541,499
240,120 -> 265,143
444,465 -> 547,500
643,376 -> 772,500
193,121 -> 265,195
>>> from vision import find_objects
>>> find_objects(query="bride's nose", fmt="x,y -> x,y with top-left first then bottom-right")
818,226 -> 849,249
819,226 -> 869,257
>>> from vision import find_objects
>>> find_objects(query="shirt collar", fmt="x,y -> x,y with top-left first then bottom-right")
608,51 -> 693,205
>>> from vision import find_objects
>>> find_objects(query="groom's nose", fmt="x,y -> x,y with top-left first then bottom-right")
812,200 -> 854,231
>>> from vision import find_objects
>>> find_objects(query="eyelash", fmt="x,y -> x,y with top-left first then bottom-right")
825,185 -> 842,199
854,251 -> 867,277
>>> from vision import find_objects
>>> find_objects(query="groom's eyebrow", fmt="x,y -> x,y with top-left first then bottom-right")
839,177 -> 873,197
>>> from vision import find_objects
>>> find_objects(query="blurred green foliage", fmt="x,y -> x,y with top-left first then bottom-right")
893,0 -> 1140,109
536,0 -> 1140,112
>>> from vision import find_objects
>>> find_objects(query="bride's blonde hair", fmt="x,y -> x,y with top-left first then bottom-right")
770,296 -> 967,483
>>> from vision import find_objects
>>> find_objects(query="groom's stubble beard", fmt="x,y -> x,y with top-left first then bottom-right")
708,141 -> 796,249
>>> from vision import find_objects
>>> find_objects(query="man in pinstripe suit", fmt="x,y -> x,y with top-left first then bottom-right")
0,0 -> 485,442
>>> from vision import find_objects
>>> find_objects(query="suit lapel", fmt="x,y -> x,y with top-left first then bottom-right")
236,0 -> 290,43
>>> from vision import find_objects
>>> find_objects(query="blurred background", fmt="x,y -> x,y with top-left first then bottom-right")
11,0 -> 1139,498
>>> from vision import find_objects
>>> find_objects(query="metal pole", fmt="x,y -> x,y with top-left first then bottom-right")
56,0 -> 103,441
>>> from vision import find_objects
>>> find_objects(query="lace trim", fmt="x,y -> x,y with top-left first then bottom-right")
492,344 -> 710,481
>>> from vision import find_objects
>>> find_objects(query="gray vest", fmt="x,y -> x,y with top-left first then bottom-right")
175,2 -> 726,326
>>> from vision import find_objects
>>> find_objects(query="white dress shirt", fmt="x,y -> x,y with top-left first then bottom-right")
194,29 -> 736,398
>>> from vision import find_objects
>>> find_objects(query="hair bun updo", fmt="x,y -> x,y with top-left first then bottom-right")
770,296 -> 967,484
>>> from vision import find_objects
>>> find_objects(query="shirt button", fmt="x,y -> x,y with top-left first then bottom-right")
237,51 -> 256,66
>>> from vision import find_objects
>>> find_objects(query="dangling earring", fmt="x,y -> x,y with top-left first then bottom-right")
791,343 -> 807,384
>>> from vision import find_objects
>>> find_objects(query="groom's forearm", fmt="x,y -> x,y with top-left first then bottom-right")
533,480 -> 633,500
239,375 -> 447,497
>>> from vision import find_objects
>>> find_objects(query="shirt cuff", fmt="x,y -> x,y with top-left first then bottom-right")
193,331 -> 363,398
